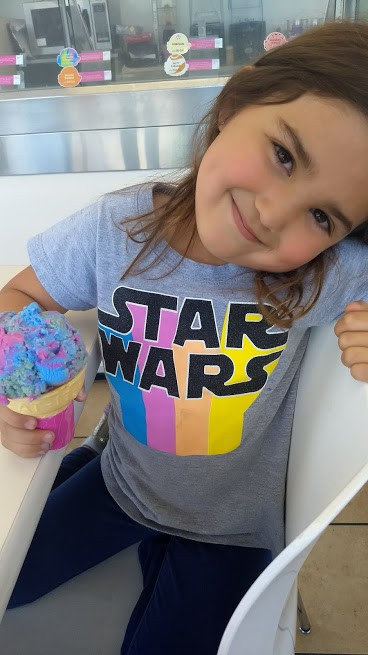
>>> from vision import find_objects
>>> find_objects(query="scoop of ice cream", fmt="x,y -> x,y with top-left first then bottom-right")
0,302 -> 87,403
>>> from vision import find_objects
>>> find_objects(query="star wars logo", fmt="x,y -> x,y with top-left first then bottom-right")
98,287 -> 288,399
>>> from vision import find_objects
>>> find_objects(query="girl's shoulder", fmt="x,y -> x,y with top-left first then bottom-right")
332,236 -> 368,281
335,234 -> 368,257
101,181 -> 174,221
98,182 -> 154,220
295,237 -> 368,328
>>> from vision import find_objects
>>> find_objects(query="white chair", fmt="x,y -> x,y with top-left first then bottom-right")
218,321 -> 368,655
0,322 -> 367,654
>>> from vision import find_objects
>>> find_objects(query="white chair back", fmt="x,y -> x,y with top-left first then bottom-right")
286,322 -> 368,540
217,323 -> 368,654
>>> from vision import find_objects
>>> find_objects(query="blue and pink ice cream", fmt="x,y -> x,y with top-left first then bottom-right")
0,302 -> 87,404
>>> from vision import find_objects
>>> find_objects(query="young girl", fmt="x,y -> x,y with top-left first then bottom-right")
2,20 -> 368,655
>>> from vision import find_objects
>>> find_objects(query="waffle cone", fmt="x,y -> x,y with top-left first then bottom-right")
7,368 -> 85,419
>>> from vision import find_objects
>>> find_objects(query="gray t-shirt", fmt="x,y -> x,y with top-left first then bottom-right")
28,183 -> 368,556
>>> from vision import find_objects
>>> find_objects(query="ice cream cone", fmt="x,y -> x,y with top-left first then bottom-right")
7,368 -> 85,450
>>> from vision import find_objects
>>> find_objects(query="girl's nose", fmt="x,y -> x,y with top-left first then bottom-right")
255,190 -> 300,232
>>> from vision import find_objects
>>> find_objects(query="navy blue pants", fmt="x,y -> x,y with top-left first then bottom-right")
8,448 -> 272,654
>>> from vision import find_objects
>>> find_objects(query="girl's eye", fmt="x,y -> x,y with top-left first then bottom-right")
310,208 -> 332,234
274,144 -> 294,175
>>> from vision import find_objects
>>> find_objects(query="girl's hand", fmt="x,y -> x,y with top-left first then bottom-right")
0,404 -> 55,458
335,301 -> 368,382
0,386 -> 86,458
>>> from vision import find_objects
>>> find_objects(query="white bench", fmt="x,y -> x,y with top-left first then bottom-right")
0,266 -> 101,621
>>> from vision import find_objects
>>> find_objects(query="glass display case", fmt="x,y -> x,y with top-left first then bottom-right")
0,0 -> 363,177
0,0 -> 344,92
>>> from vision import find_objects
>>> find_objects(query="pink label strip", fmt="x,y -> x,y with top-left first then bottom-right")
187,59 -> 218,71
80,70 -> 109,82
0,55 -> 18,66
189,38 -> 222,49
0,75 -> 19,85
80,51 -> 106,62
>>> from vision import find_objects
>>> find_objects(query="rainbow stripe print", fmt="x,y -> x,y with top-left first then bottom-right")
98,287 -> 288,456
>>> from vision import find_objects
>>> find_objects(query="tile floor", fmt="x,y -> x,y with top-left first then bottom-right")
74,379 -> 368,655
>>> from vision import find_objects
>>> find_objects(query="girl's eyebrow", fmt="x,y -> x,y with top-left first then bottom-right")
278,118 -> 354,233
326,203 -> 354,233
278,119 -> 316,174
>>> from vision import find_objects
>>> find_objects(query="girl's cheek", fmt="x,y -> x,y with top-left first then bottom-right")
226,154 -> 268,190
278,237 -> 324,270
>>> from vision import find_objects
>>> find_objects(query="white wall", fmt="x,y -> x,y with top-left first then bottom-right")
0,1 -> 24,20
0,169 -> 177,265
0,0 -> 330,44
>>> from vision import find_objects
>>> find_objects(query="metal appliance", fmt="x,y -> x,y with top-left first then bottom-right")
23,0 -> 111,56
78,0 -> 112,50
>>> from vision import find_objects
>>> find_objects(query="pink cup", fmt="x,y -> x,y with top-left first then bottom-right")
36,401 -> 75,450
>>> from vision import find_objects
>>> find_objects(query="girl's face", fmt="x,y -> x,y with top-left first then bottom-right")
192,94 -> 368,272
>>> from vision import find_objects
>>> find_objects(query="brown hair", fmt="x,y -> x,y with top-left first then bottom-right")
124,21 -> 368,328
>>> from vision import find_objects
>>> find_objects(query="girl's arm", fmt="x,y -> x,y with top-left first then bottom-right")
0,265 -> 67,313
0,267 -> 85,458
335,301 -> 368,382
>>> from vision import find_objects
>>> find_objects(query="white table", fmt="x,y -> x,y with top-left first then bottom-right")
0,266 -> 101,620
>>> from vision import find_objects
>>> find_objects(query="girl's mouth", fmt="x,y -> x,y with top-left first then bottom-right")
231,199 -> 262,244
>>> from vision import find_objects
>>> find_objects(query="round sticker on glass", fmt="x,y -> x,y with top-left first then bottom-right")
167,33 -> 191,56
58,66 -> 81,87
264,32 -> 288,51
164,54 -> 189,77
57,47 -> 81,68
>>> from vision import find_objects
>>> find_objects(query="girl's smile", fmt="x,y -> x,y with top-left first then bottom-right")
231,198 -> 262,244
183,94 -> 368,272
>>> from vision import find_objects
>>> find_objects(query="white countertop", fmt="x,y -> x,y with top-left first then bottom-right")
0,266 -> 101,620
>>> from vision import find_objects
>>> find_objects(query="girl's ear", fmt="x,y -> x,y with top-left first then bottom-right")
218,112 -> 227,131
218,107 -> 237,130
